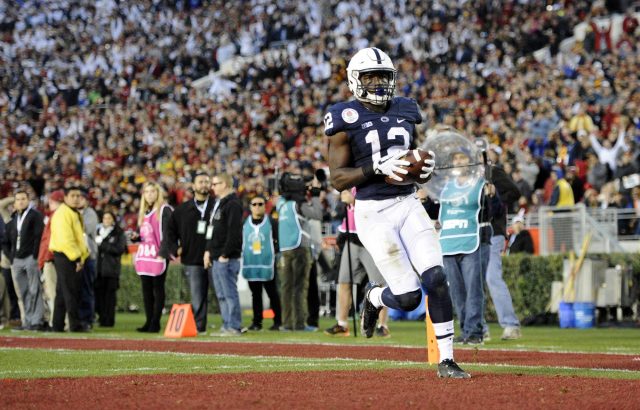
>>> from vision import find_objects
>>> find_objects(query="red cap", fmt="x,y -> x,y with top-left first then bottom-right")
49,190 -> 65,203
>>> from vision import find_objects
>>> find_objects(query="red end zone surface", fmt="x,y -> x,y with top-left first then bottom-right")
2,370 -> 639,410
1,337 -> 639,410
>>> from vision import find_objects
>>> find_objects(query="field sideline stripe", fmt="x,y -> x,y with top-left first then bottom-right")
1,346 -> 638,376
2,335 -> 638,356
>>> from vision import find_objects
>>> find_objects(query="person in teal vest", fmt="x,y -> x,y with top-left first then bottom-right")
276,173 -> 323,331
241,195 -> 282,331
439,147 -> 501,345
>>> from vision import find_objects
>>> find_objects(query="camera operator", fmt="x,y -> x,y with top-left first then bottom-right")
276,172 -> 323,331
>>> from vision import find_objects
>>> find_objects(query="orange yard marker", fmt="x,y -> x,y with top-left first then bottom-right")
164,304 -> 198,338
425,296 -> 440,365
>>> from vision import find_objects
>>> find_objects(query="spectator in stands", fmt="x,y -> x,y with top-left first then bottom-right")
549,166 -> 576,252
133,182 -> 174,333
512,169 -> 532,204
622,9 -> 639,35
615,150 -> 639,180
589,128 -> 628,173
515,150 -> 539,191
240,194 -> 282,331
205,173 -> 244,336
583,186 -> 601,208
78,192 -> 99,329
1,1 -> 639,297
37,190 -> 65,327
3,188 -> 45,331
569,104 -> 595,134
549,166 -> 576,207
565,166 -> 585,203
169,172 -> 214,333
49,186 -> 91,332
94,210 -> 127,328
586,152 -> 610,191
507,215 -> 535,255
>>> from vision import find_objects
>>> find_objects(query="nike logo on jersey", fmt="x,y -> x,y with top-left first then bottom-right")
397,119 -> 405,123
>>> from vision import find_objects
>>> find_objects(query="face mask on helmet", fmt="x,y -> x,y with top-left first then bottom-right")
347,48 -> 397,105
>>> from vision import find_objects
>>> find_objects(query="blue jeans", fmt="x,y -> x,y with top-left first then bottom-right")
443,246 -> 485,339
183,265 -> 209,332
211,259 -> 241,331
483,235 -> 520,329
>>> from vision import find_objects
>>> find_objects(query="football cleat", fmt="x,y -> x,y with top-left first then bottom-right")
361,282 -> 382,338
437,359 -> 471,379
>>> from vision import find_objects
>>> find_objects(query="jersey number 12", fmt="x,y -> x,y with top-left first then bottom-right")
365,127 -> 410,162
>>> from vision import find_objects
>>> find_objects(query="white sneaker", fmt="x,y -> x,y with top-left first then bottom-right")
483,329 -> 491,341
220,328 -> 242,337
501,327 -> 522,340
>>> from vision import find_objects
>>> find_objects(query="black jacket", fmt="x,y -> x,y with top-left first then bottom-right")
3,207 -> 44,262
169,197 -> 214,265
156,206 -> 174,260
206,193 -> 243,259
489,166 -> 521,238
97,225 -> 127,278
508,230 -> 535,254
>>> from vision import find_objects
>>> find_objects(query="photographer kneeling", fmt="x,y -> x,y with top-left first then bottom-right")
276,172 -> 323,331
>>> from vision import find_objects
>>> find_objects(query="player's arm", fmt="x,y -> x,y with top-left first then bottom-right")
328,131 -> 370,192
329,131 -> 411,191
410,129 -> 419,149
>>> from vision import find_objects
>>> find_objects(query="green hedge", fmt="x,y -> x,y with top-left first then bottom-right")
486,253 -> 639,322
491,254 -> 563,321
116,253 -> 639,319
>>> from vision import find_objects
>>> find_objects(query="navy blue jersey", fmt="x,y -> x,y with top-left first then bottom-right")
324,97 -> 422,200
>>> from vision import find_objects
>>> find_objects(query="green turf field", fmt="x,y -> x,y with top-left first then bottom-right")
2,313 -> 638,353
1,347 -> 637,380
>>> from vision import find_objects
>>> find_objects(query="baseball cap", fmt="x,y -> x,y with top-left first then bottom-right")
192,170 -> 210,180
551,165 -> 564,179
512,215 -> 525,225
49,190 -> 65,203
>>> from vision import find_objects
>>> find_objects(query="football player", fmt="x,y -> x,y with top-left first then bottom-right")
325,47 -> 470,378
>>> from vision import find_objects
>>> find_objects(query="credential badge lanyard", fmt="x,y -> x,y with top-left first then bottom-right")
195,197 -> 209,235
16,205 -> 32,251
252,220 -> 262,254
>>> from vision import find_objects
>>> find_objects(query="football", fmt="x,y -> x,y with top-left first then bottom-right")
384,149 -> 433,186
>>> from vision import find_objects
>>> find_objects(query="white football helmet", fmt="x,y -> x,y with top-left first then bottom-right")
346,47 -> 397,105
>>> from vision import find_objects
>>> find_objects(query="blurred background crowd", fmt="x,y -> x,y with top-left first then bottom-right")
1,0 -> 640,235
